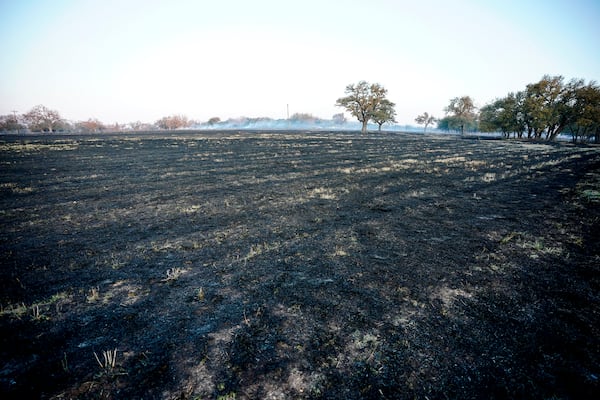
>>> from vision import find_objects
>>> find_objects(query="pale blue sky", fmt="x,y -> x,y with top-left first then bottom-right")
1,0 -> 599,125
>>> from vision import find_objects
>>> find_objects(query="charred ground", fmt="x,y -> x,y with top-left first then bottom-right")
1,131 -> 599,399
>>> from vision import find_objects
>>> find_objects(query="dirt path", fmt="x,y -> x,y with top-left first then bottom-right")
1,132 -> 599,399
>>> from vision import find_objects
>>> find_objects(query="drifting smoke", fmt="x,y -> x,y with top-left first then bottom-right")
193,117 -> 427,132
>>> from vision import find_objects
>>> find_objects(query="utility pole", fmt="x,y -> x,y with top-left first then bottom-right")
11,110 -> 19,133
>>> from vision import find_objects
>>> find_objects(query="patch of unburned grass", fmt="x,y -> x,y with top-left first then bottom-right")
307,187 -> 339,200
581,189 -> 600,202
0,291 -> 71,320
500,231 -> 523,244
0,141 -> 79,153
465,160 -> 486,168
499,231 -> 563,258
338,159 -> 423,175
434,156 -> 466,164
179,204 -> 203,214
331,246 -> 349,257
99,280 -> 150,305
86,287 -> 100,303
243,241 -> 281,262
0,182 -> 35,194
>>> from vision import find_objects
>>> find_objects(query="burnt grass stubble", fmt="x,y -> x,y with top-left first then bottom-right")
0,131 -> 598,399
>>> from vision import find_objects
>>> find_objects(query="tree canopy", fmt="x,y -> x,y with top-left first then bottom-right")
156,115 -> 190,130
568,81 -> 600,143
479,93 -> 524,138
76,118 -> 105,133
335,81 -> 392,133
415,112 -> 437,133
0,113 -> 24,132
23,105 -> 63,132
371,99 -> 396,131
479,75 -> 600,142
444,96 -> 477,135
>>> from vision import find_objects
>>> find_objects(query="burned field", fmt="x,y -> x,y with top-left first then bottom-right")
1,131 -> 599,399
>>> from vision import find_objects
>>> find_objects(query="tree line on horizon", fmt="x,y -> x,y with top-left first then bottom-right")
0,106 -> 218,134
2,75 -> 598,142
0,107 -> 349,134
432,76 -> 600,143
336,76 -> 600,143
479,75 -> 600,143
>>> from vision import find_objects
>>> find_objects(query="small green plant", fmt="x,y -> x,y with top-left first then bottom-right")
532,239 -> 544,251
217,392 -> 237,400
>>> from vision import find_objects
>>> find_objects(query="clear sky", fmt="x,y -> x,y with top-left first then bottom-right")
1,0 -> 599,125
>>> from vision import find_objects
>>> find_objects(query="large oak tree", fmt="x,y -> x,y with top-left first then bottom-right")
23,105 -> 63,132
444,96 -> 477,135
336,81 -> 391,133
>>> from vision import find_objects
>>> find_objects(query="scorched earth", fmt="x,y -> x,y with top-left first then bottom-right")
0,131 -> 599,399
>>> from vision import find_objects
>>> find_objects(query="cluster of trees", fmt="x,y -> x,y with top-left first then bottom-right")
25,105 -> 67,132
334,81 -> 481,135
0,105 -> 199,133
155,115 -> 190,130
0,113 -> 24,132
479,75 -> 600,142
0,105 -> 108,133
0,102 -> 364,134
0,105 -> 66,133
336,76 -> 599,142
76,118 -> 105,133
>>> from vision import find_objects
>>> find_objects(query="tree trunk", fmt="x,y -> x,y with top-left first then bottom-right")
534,128 -> 543,139
361,120 -> 368,134
549,122 -> 566,141
378,123 -> 382,132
